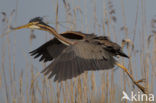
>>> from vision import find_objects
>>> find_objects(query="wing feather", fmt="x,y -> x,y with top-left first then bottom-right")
29,32 -> 87,62
42,41 -> 116,82
30,38 -> 67,62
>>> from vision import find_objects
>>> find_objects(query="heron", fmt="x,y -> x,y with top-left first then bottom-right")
12,17 -> 146,93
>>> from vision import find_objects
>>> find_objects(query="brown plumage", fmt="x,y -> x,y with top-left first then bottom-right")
13,17 -> 129,82
30,32 -> 128,82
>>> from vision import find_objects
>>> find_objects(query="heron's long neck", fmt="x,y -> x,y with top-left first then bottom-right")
39,24 -> 74,45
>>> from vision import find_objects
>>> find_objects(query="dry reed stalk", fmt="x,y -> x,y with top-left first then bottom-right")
100,71 -> 106,103
61,82 -> 66,103
77,77 -> 82,103
25,55 -> 30,103
48,80 -> 55,103
82,72 -> 89,103
105,72 -> 109,103
19,40 -> 30,103
70,81 -> 74,103
64,81 -> 70,103
31,81 -> 36,102
128,60 -> 133,90
41,80 -> 46,103
148,16 -> 156,93
7,11 -> 17,103
19,71 -> 23,102
108,0 -> 117,41
1,40 -> 9,103
141,0 -> 149,95
155,37 -> 156,68
41,70 -> 47,102
90,72 -> 97,102
150,57 -> 155,94
73,8 -> 77,30
110,70 -> 115,103
26,71 -> 30,103
91,80 -> 95,103
59,82 -> 63,103
0,73 -> 1,88
70,80 -> 74,103
102,0 -> 107,35
73,80 -> 77,102
56,83 -> 61,103
7,24 -> 12,102
153,36 -> 156,90
132,0 -> 139,42
151,36 -> 156,91
55,0 -> 59,31
93,0 -> 97,33
145,51 -> 150,93
151,17 -> 156,77
120,0 -> 128,38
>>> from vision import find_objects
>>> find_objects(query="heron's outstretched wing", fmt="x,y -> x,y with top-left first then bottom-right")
29,32 -> 86,62
41,41 -> 116,82
30,38 -> 67,62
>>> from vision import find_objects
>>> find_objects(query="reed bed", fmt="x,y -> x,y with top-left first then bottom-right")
0,0 -> 155,103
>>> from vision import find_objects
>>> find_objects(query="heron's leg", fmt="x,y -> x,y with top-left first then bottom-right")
115,62 -> 147,94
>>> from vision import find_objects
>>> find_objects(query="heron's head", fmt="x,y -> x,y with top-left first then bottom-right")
12,17 -> 49,30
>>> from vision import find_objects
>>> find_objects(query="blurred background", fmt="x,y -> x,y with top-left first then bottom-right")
0,0 -> 156,103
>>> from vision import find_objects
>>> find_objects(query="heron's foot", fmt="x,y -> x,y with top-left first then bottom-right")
115,63 -> 148,94
133,78 -> 148,94
136,78 -> 146,83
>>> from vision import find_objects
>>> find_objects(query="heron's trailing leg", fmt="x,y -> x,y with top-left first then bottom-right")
115,62 -> 147,94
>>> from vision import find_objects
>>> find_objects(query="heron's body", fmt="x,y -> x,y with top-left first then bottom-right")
30,31 -> 128,81
13,17 -> 128,82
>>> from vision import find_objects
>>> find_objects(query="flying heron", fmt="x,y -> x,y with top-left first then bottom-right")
12,17 -> 146,93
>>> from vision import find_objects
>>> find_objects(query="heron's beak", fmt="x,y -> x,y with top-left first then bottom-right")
12,23 -> 34,30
